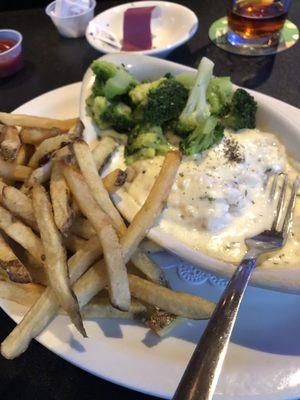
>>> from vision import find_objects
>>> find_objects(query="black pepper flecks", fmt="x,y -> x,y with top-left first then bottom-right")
223,137 -> 245,163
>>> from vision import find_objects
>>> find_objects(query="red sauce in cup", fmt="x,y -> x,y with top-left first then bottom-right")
0,38 -> 23,78
0,39 -> 16,53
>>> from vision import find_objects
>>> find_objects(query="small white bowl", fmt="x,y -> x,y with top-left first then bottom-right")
85,1 -> 198,57
46,0 -> 96,38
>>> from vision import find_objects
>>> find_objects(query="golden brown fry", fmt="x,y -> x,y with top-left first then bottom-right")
146,308 -> 183,337
50,162 -> 72,234
73,140 -> 126,235
14,145 -> 27,165
125,166 -> 136,182
63,166 -> 111,231
91,136 -> 116,170
81,296 -> 146,320
1,236 -> 102,359
100,224 -> 130,311
0,233 -> 32,283
139,239 -> 163,254
70,216 -> 95,239
102,169 -> 127,194
0,280 -> 44,307
28,134 -> 78,169
1,151 -> 180,359
0,112 -> 78,131
20,127 -> 62,146
129,274 -> 214,319
64,234 -> 87,253
130,249 -> 167,286
0,205 -> 44,265
0,126 -> 21,161
22,160 -> 52,193
121,151 -> 181,260
32,183 -> 86,337
0,158 -> 32,182
2,186 -> 37,230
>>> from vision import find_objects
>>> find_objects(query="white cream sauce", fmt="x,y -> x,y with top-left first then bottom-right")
113,129 -> 300,267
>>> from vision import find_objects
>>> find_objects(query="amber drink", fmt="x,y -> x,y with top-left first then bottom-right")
227,0 -> 292,48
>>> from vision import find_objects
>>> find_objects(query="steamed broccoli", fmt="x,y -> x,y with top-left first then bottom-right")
207,77 -> 233,117
125,125 -> 170,164
90,60 -> 138,101
87,95 -> 133,132
129,78 -> 165,105
102,102 -> 134,132
222,88 -> 257,130
180,116 -> 224,156
143,78 -> 188,126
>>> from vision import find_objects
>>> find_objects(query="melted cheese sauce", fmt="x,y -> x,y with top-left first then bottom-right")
115,129 -> 300,267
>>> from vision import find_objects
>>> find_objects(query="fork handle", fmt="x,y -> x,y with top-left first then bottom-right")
173,255 -> 257,400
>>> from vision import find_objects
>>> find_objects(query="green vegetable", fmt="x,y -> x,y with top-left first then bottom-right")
102,102 -> 134,132
175,72 -> 196,90
125,125 -> 170,164
143,78 -> 189,126
207,77 -> 233,117
176,57 -> 214,136
88,95 -> 111,129
222,88 -> 257,130
129,78 -> 165,105
180,116 -> 224,156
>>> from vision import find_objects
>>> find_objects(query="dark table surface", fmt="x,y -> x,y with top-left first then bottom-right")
0,1 -> 299,399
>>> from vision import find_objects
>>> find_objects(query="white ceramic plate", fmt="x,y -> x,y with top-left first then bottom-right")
1,83 -> 300,399
85,1 -> 198,57
80,53 -> 300,294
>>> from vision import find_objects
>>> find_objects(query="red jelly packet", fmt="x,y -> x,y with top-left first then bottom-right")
122,6 -> 156,51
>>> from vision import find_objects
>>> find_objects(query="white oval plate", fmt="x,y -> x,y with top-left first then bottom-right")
80,53 -> 300,294
1,82 -> 300,400
85,1 -> 198,57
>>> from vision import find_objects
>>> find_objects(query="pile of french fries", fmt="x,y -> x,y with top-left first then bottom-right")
0,112 -> 215,360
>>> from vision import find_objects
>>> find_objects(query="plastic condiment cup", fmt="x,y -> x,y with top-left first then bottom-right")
0,29 -> 23,78
46,0 -> 96,38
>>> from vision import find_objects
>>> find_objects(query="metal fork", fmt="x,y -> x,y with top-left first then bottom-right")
173,173 -> 300,400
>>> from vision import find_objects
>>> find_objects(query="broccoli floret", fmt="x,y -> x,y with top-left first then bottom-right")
175,72 -> 196,90
207,77 -> 233,117
125,125 -> 170,164
102,102 -> 134,132
180,116 -> 224,156
176,57 -> 214,136
90,60 -> 138,101
222,88 -> 257,130
129,78 -> 165,105
142,78 -> 189,126
88,95 -> 111,129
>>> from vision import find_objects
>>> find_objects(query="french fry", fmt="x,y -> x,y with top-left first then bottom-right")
102,169 -> 127,194
2,186 -> 37,230
100,224 -> 130,311
130,249 -> 167,286
14,145 -> 27,165
92,136 -> 116,170
0,280 -> 44,307
1,236 -> 102,359
64,234 -> 87,253
20,127 -> 62,146
28,134 -> 79,169
22,160 -> 52,193
63,166 -> 111,231
73,140 -> 126,235
32,183 -> 86,337
125,166 -> 136,182
0,233 -> 32,283
81,296 -> 146,320
0,126 -> 21,161
0,205 -> 44,265
0,112 -> 78,131
0,158 -> 32,182
1,151 -> 180,358
145,307 -> 183,337
50,162 -> 72,234
139,239 -> 163,254
70,216 -> 95,239
120,151 -> 181,260
128,275 -> 214,319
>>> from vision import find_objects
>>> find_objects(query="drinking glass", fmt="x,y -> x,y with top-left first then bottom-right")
227,0 -> 292,48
